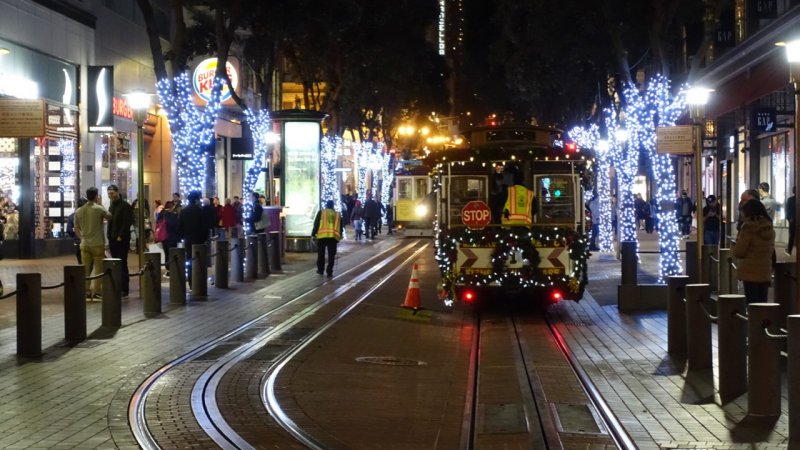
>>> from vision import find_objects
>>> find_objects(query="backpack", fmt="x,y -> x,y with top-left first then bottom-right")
154,217 -> 168,242
255,210 -> 271,231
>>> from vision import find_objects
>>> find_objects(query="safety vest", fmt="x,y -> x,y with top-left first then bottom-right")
317,209 -> 342,240
502,185 -> 535,225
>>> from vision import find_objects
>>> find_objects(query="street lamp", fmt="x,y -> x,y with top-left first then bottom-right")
124,90 -> 152,268
686,86 -> 713,281
779,39 -> 800,310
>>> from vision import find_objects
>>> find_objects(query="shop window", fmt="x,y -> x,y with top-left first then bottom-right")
0,138 -> 20,240
101,132 -> 132,200
33,137 -> 77,238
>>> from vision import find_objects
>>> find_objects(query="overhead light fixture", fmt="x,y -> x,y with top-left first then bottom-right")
0,48 -> 10,55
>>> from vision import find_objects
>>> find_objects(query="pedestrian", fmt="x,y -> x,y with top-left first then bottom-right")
385,202 -> 394,234
179,191 -> 209,287
212,196 -> 224,239
758,182 -> 777,221
364,194 -> 381,239
311,199 -> 343,277
634,194 -> 646,230
702,195 -> 721,245
75,187 -> 111,300
675,191 -> 694,237
232,195 -> 244,238
155,200 -> 180,277
106,184 -> 133,298
351,200 -> 364,240
643,198 -> 654,234
67,196 -> 89,264
736,188 -> 760,232
247,191 -> 269,234
731,199 -> 775,304
221,198 -> 237,238
587,193 -> 600,250
649,197 -> 659,231
172,192 -> 183,214
786,186 -> 796,256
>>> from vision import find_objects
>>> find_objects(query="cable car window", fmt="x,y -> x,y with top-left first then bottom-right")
535,175 -> 575,224
414,178 -> 429,200
398,178 -> 412,200
447,176 -> 487,225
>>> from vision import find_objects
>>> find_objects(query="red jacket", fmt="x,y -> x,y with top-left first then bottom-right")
221,204 -> 237,229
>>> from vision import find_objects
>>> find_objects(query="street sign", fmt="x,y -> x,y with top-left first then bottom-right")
656,125 -> 701,155
461,200 -> 491,229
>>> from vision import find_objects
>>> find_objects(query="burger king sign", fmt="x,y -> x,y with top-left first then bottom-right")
192,57 -> 239,104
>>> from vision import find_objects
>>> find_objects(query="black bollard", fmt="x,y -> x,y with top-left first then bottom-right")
16,273 -> 41,358
685,283 -> 712,371
717,294 -> 747,404
748,303 -> 782,417
701,244 -> 718,286
231,237 -> 244,283
169,247 -> 187,305
667,275 -> 689,356
142,252 -> 162,315
257,233 -> 270,278
215,240 -> 229,289
191,244 -> 208,299
102,258 -> 122,328
620,241 -> 637,286
685,240 -> 698,283
245,235 -> 257,280
64,265 -> 86,342
788,315 -> 800,442
773,262 -> 796,327
269,231 -> 282,271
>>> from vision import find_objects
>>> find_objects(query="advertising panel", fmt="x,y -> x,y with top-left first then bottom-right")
284,121 -> 320,236
88,66 -> 114,132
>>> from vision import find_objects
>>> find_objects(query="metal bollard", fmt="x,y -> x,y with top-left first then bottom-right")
16,273 -> 41,358
685,283 -> 712,371
667,275 -> 689,356
142,252 -> 162,315
257,233 -> 270,278
788,315 -> 800,442
245,235 -> 257,280
701,244 -> 718,287
269,231 -> 282,271
774,262 -> 796,327
685,240 -> 698,283
620,241 -> 637,285
191,244 -> 208,299
718,249 -> 733,295
215,240 -> 229,289
169,247 -> 187,305
747,303 -> 782,417
64,265 -> 86,342
717,294 -> 747,404
231,237 -> 245,283
102,258 -> 122,328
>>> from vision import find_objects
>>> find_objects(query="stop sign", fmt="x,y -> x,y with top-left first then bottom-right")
461,200 -> 491,229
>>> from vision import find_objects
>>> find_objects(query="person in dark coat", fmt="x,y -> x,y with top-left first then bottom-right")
107,184 -> 133,297
732,199 -> 775,304
179,191 -> 210,287
247,191 -> 266,234
363,195 -> 381,240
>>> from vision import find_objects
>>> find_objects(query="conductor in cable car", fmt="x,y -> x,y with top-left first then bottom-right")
502,170 -> 536,226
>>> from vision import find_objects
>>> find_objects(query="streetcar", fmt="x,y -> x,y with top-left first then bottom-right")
425,125 -> 590,306
393,162 -> 434,237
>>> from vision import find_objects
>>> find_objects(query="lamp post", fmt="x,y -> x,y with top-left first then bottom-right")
124,90 -> 152,268
686,87 -> 712,281
780,39 -> 800,312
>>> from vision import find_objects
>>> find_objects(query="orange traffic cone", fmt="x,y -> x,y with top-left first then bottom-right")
401,263 -> 422,310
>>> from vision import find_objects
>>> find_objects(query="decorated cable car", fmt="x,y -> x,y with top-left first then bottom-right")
425,125 -> 591,306
393,162 -> 434,237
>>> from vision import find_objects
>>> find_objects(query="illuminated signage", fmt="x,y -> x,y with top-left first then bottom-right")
438,0 -> 446,56
283,121 -> 321,237
0,74 -> 39,99
192,58 -> 239,104
112,96 -> 133,120
88,66 -> 114,132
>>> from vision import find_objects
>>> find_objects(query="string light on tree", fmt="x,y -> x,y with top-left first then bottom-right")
58,138 -> 76,195
321,135 -> 342,212
624,75 -> 687,279
241,108 -> 272,233
568,124 -> 614,251
156,72 -> 223,195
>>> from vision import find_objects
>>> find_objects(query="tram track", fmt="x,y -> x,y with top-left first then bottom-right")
128,239 -> 424,450
465,308 -> 635,450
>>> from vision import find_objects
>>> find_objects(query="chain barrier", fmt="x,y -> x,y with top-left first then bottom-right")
85,269 -> 109,281
763,323 -> 788,340
161,254 -> 179,268
129,261 -> 152,278
709,255 -> 719,263
734,310 -> 749,322
696,297 -> 719,323
0,288 -> 19,300
229,244 -> 238,253
41,281 -> 66,290
729,258 -> 737,271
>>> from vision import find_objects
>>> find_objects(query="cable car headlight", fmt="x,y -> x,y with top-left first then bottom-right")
415,204 -> 429,218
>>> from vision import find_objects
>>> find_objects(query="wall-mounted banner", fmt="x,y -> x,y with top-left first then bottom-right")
191,57 -> 239,106
88,66 -> 113,132
230,137 -> 253,160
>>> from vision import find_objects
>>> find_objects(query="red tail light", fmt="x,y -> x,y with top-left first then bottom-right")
462,290 -> 476,303
551,290 -> 563,302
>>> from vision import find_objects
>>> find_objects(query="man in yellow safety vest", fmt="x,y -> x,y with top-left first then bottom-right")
312,199 -> 343,277
502,177 -> 536,226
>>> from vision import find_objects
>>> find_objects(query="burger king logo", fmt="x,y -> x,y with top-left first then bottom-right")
192,58 -> 239,104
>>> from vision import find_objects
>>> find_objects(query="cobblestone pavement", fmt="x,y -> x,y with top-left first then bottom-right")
0,228 -> 792,449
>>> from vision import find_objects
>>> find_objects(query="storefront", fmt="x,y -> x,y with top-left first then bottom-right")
0,39 -> 79,258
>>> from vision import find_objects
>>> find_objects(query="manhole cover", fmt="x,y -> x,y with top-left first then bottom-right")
355,356 -> 427,366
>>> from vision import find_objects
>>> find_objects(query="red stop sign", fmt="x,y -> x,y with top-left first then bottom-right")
461,201 -> 491,229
